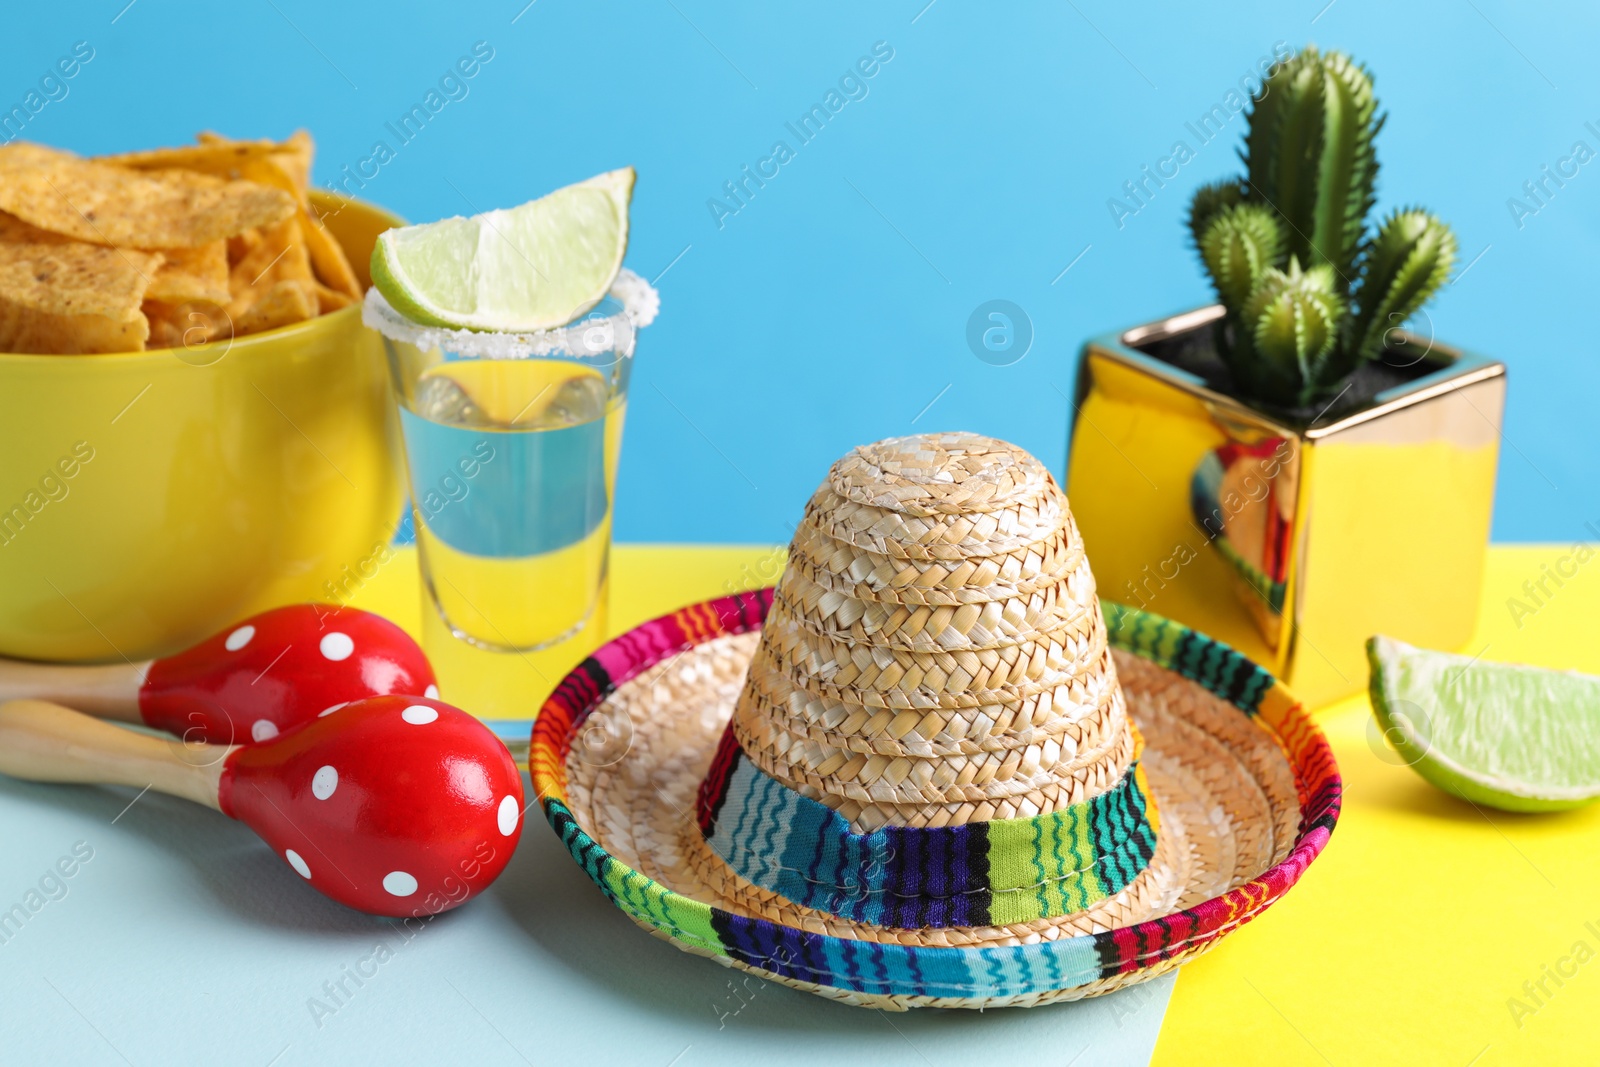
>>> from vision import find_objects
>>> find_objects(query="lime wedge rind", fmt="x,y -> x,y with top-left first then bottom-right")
1367,635 -> 1600,813
372,167 -> 634,333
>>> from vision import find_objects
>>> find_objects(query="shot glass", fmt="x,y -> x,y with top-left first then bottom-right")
370,273 -> 656,720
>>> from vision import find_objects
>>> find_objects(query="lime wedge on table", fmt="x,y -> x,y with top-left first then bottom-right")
1367,635 -> 1600,812
372,167 -> 633,332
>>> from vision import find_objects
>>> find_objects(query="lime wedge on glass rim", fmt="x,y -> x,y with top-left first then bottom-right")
1367,635 -> 1600,812
371,167 -> 634,332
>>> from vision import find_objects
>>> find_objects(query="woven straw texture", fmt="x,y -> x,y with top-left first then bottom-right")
742,434 -> 1132,834
532,592 -> 1340,1009
531,433 -> 1339,1009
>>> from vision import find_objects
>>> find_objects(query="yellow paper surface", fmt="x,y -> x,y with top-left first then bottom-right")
353,542 -> 1600,1061
1154,544 -> 1600,1065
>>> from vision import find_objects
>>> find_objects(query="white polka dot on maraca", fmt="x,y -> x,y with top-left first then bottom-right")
424,684 -> 439,699
318,702 -> 347,718
285,849 -> 311,879
251,720 -> 278,742
401,705 -> 437,725
320,632 -> 354,661
383,871 -> 417,897
225,625 -> 255,651
498,795 -> 519,836
312,765 -> 338,800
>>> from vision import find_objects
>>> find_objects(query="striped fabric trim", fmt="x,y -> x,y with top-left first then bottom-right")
1102,601 -> 1275,714
531,592 -> 1341,1002
695,726 -> 1158,928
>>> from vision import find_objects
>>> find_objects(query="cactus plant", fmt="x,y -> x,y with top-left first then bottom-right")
1190,46 -> 1457,408
1198,203 -> 1281,310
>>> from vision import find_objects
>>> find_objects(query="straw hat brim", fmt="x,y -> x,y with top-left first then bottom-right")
532,590 -> 1340,1011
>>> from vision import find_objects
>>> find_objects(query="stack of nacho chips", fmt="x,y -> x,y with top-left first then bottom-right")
0,132 -> 362,354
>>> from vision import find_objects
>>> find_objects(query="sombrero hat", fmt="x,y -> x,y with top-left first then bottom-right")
532,432 -> 1339,1009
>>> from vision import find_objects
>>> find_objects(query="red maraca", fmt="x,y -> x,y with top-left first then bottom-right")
0,604 -> 437,745
0,695 -> 521,917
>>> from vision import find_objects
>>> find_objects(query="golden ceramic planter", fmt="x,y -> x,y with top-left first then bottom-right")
1066,305 -> 1505,709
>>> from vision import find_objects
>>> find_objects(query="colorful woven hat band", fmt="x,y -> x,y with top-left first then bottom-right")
695,723 -> 1161,929
532,435 -> 1342,1010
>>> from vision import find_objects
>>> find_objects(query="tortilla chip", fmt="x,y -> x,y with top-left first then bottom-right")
301,207 -> 361,299
208,133 -> 359,300
200,133 -> 358,300
204,157 -> 356,301
145,240 -> 229,304
144,305 -> 182,349
226,216 -> 313,318
312,281 -> 356,313
0,241 -> 161,353
0,241 -> 160,317
2,134 -> 358,351
99,140 -> 280,174
0,301 -> 150,355
269,130 -> 313,198
143,299 -> 231,350
0,211 -> 68,245
153,132 -> 308,206
173,135 -> 303,202
233,279 -> 315,337
107,133 -> 361,302
0,142 -> 295,248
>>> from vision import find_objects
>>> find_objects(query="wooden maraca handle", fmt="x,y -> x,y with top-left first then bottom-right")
0,660 -> 148,720
0,699 -> 231,810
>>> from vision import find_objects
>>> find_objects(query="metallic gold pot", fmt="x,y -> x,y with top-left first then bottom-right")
1066,304 -> 1505,708
0,192 -> 404,663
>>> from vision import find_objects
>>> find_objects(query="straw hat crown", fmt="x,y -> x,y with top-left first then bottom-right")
731,431 -> 1135,832
544,427 -> 1330,995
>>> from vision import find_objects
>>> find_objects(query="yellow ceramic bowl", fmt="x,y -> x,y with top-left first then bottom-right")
0,192 -> 404,663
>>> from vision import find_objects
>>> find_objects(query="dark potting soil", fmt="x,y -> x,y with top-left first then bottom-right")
1132,323 -> 1451,427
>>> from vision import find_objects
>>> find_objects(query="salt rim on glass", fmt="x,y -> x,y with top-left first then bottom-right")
361,267 -> 659,360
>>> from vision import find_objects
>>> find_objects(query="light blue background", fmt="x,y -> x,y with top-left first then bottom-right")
6,0 -> 1595,544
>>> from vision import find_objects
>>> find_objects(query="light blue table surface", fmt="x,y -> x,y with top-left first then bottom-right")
0,770 -> 1174,1066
